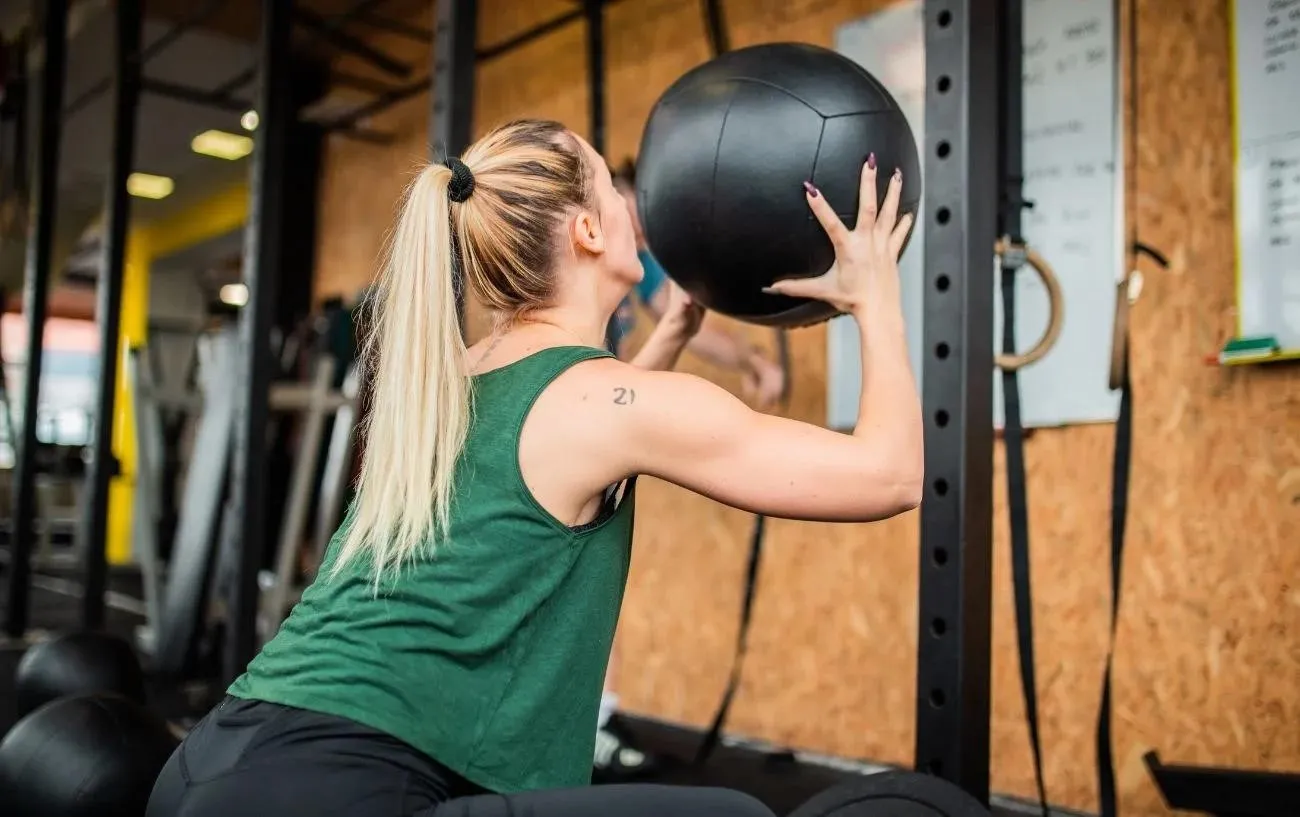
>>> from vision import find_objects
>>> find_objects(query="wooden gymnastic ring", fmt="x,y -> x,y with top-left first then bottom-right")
993,238 -> 1064,371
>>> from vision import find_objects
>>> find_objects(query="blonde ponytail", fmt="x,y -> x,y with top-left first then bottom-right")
327,119 -> 597,587
332,163 -> 470,587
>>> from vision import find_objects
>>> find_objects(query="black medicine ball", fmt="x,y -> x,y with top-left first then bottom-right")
636,42 -> 922,327
14,631 -> 148,719
0,693 -> 179,817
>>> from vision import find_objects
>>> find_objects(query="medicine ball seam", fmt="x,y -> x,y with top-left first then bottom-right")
689,42 -> 908,119
821,109 -> 907,122
803,115 -> 829,280
717,77 -> 823,116
840,62 -> 900,109
706,87 -> 742,276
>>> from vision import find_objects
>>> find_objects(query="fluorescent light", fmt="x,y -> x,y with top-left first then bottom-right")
241,110 -> 259,131
126,173 -> 174,200
219,283 -> 249,307
191,129 -> 254,161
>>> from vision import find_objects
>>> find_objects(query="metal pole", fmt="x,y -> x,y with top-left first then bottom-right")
914,0 -> 1000,805
998,0 -> 1026,243
430,0 -> 477,333
4,0 -> 69,640
582,0 -> 619,350
223,0 -> 293,683
81,0 -> 142,631
429,0 -> 477,158
584,0 -> 606,155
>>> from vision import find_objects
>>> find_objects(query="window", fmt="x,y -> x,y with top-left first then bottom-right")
0,315 -> 101,467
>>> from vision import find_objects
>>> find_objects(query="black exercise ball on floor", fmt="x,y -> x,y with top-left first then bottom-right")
14,631 -> 148,719
787,771 -> 990,816
636,42 -> 922,327
0,693 -> 179,817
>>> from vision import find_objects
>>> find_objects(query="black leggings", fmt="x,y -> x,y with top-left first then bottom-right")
147,697 -> 776,817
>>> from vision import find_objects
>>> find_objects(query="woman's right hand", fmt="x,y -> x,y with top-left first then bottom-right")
762,156 -> 914,315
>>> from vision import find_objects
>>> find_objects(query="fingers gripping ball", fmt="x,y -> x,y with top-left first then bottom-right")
636,42 -> 922,327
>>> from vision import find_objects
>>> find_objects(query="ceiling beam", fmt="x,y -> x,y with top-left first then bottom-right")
324,73 -> 425,130
292,5 -> 411,76
142,77 -> 250,113
350,9 -> 430,42
63,0 -> 227,120
477,8 -> 583,63
144,0 -> 259,42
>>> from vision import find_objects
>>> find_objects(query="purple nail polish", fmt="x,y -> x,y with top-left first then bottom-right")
803,181 -> 819,197
867,152 -> 877,170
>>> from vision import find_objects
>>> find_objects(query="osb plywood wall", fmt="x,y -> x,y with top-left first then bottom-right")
313,1 -> 1300,815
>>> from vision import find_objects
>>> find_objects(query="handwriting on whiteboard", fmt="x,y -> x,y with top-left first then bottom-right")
1234,0 -> 1300,349
1264,0 -> 1300,74
829,0 -> 1123,430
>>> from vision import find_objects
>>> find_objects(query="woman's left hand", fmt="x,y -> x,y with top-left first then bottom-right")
661,282 -> 706,340
741,351 -> 786,410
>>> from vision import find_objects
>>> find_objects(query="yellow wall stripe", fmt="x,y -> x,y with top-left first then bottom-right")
105,181 -> 249,565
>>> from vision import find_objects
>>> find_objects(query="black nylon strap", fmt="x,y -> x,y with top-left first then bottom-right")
1097,322 -> 1132,817
1000,260 -> 1050,817
688,1 -> 760,765
694,324 -> 789,766
1098,0 -> 1140,808
694,511 -> 767,765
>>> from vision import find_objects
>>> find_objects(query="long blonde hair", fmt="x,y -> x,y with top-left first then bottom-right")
333,119 -> 595,587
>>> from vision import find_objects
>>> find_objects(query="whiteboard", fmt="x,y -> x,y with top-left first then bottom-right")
828,0 -> 1124,430
1231,0 -> 1300,353
828,4 -> 928,428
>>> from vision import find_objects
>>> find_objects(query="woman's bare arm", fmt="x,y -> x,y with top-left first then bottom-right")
606,309 -> 921,523
611,160 -> 922,521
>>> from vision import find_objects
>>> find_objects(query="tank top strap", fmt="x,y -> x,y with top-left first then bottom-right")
471,345 -> 615,437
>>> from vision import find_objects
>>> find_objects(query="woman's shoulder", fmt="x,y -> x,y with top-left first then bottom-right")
531,357 -> 719,440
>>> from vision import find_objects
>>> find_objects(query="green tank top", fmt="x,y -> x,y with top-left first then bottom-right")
228,346 -> 636,793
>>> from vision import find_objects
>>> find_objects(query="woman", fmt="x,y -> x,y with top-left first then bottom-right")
146,119 -> 920,817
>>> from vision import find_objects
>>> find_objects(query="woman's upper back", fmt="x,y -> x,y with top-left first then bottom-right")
227,346 -> 637,793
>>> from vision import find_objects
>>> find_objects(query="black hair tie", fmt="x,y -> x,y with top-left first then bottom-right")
445,157 -> 475,203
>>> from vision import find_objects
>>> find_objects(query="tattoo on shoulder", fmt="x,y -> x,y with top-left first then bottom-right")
613,387 -> 636,405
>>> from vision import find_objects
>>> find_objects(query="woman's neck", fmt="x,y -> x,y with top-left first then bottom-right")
509,305 -> 610,349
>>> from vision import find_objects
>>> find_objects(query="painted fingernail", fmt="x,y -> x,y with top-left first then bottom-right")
867,152 -> 877,170
803,181 -> 819,197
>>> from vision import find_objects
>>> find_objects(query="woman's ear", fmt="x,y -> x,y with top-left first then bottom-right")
570,207 -> 606,256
